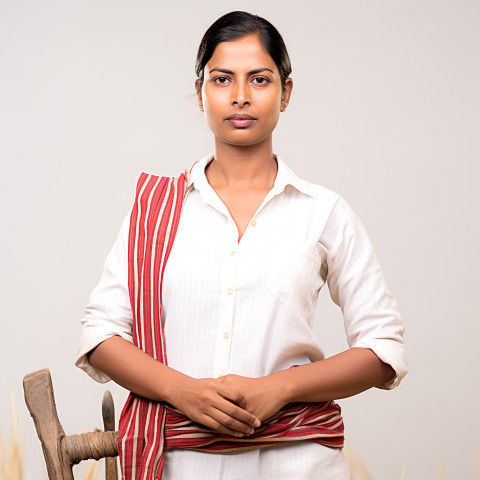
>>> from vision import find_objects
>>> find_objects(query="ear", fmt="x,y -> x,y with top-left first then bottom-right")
281,78 -> 293,111
195,79 -> 204,112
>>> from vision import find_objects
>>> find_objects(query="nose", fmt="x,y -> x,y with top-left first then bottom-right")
231,79 -> 250,107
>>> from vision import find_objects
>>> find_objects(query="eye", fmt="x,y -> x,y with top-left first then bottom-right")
213,76 -> 231,85
252,76 -> 270,86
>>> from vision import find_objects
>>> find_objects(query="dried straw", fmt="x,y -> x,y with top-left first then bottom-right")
0,392 -> 25,480
1,389 -> 476,480
82,459 -> 101,480
438,452 -> 444,480
478,447 -> 480,480
344,442 -> 372,480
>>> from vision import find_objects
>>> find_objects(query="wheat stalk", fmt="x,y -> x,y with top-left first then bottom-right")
1,387 -> 475,480
438,451 -> 444,480
82,459 -> 101,480
477,447 -> 480,480
0,392 -> 24,480
344,442 -> 373,480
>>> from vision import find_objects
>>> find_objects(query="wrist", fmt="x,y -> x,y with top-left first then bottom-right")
158,367 -> 193,406
268,370 -> 295,407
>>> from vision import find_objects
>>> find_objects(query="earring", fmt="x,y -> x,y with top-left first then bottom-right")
282,102 -> 288,111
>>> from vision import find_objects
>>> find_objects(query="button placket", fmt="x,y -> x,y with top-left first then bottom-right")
213,223 -> 238,378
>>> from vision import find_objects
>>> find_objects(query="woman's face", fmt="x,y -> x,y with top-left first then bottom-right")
196,34 -> 292,148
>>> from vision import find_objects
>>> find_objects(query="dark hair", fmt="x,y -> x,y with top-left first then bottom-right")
195,11 -> 292,92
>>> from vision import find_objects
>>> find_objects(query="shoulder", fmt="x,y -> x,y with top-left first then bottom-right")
277,155 -> 341,212
133,159 -> 199,194
291,172 -> 355,225
288,172 -> 365,252
132,169 -> 191,200
301,179 -> 341,208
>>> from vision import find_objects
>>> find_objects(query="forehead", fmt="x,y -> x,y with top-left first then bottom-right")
206,35 -> 277,71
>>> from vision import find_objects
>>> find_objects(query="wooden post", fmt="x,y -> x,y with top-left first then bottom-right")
23,368 -> 119,479
23,369 -> 74,480
102,391 -> 119,480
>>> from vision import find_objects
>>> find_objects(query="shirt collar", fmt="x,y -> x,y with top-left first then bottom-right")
186,152 -> 314,198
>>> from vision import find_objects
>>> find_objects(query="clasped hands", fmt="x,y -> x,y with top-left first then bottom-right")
168,373 -> 287,438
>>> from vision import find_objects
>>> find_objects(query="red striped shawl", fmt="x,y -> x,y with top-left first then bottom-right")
118,168 -> 345,479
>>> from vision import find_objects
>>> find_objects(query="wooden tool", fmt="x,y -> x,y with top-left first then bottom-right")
102,390 -> 119,480
23,368 -> 119,479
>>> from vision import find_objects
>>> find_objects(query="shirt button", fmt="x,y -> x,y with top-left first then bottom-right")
229,251 -> 236,256
224,332 -> 230,339
226,288 -> 234,295
251,219 -> 257,227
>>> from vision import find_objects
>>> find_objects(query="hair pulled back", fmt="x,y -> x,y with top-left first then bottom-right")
195,11 -> 292,92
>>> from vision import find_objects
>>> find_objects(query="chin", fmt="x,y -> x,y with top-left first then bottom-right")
217,130 -> 272,146
223,136 -> 266,147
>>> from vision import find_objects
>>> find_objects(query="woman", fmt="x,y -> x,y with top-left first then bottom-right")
76,10 -> 407,479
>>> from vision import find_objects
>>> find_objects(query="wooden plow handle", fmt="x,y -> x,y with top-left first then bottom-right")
66,430 -> 118,464
23,368 -> 119,479
102,390 -> 119,479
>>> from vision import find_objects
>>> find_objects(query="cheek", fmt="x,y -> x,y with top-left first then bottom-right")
204,96 -> 228,123
259,92 -> 282,114
262,97 -> 281,125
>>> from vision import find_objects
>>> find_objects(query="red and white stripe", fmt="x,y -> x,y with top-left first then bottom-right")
118,168 -> 344,479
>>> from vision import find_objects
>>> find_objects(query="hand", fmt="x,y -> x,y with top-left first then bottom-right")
166,376 -> 261,437
217,373 -> 288,424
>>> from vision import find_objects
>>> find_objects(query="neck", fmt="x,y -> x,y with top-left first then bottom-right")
206,138 -> 277,190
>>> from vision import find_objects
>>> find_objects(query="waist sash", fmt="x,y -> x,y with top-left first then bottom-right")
118,168 -> 345,479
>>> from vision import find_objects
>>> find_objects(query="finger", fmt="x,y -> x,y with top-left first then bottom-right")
199,380 -> 260,427
207,406 -> 257,435
213,382 -> 261,425
214,382 -> 248,409
198,413 -> 246,438
211,393 -> 261,429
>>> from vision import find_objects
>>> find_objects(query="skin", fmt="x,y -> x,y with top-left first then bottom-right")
195,34 -> 292,241
88,33 -> 396,437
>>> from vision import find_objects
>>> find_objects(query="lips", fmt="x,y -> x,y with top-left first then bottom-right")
226,113 -> 256,128
227,114 -> 256,120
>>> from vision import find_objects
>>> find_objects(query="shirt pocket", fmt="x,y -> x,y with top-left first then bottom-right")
266,240 -> 328,322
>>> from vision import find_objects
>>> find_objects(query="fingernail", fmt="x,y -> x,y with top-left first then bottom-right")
254,420 -> 261,427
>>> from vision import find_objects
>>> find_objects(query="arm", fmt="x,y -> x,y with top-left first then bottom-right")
87,335 -> 191,404
218,348 -> 394,421
87,336 -> 261,436
269,347 -> 395,403
219,196 -> 405,419
76,212 -> 259,436
323,196 -> 407,390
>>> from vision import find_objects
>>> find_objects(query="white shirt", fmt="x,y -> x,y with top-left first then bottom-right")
76,152 -> 407,479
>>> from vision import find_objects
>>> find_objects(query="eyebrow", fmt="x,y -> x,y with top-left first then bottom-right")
208,68 -> 274,75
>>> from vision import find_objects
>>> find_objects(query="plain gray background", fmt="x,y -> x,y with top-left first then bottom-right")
1,1 -> 478,478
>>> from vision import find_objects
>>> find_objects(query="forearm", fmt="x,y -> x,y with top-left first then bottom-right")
87,335 -> 261,436
273,347 -> 396,404
87,335 -> 189,404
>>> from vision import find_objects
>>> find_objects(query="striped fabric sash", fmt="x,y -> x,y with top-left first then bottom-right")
163,400 -> 343,451
118,168 -> 345,479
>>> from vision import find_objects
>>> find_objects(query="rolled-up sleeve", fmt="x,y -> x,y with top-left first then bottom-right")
324,196 -> 407,390
75,211 -> 133,383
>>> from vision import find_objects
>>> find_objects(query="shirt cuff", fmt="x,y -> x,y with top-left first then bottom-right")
75,329 -> 133,383
353,340 -> 408,390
